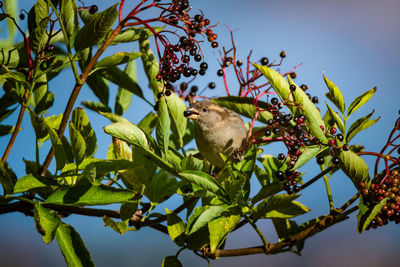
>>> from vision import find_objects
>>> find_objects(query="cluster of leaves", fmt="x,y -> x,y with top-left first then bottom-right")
0,0 -> 395,266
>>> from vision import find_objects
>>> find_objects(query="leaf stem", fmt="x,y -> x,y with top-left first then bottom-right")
245,215 -> 268,248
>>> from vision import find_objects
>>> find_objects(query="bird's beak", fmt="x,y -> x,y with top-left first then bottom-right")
183,108 -> 199,119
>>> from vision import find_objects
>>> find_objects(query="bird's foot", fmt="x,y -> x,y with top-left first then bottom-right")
233,149 -> 243,161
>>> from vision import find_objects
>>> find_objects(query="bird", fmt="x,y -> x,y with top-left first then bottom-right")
183,100 -> 248,168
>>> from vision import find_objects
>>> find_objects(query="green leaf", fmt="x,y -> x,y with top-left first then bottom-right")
0,161 -> 15,194
0,108 -> 16,123
115,59 -> 137,115
120,198 -> 140,221
339,149 -> 369,188
111,26 -> 164,45
212,96 -> 273,124
156,98 -> 170,157
188,205 -> 228,234
146,171 -> 179,205
46,180 -> 136,205
346,110 -> 380,142
103,216 -> 131,234
71,108 -> 97,158
86,72 -> 110,106
137,111 -> 157,134
347,87 -> 376,117
208,213 -> 241,252
251,182 -> 283,204
161,256 -> 183,267
0,46 -> 23,68
104,121 -> 149,149
27,0 -> 49,53
293,145 -> 327,170
357,197 -> 387,233
94,52 -> 141,70
166,92 -> 187,149
100,66 -> 144,100
13,174 -> 48,193
166,208 -> 186,246
258,154 -> 286,184
0,125 -> 15,136
287,76 -> 328,143
325,102 -> 345,134
252,194 -> 310,220
323,72 -> 345,114
228,174 -> 247,204
47,123 -> 67,170
60,0 -> 79,46
82,100 -> 111,113
181,154 -> 203,171
178,171 -> 227,197
34,202 -> 61,244
272,218 -> 298,241
233,144 -> 257,179
74,3 -> 119,51
69,122 -> 86,165
139,38 -> 163,95
55,223 -> 94,267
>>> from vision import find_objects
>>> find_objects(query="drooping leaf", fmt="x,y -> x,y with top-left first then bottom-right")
74,3 -> 119,51
139,38 -> 163,95
346,110 -> 380,142
166,208 -> 186,246
323,72 -> 345,114
233,144 -> 257,179
178,171 -> 227,198
0,161 -> 15,194
208,213 -> 241,252
293,145 -> 328,170
71,108 -> 97,158
166,92 -> 187,149
103,216 -> 131,235
82,100 -> 111,113
156,98 -> 170,157
27,0 -> 49,53
47,123 -> 67,170
251,182 -> 283,204
357,197 -> 387,233
146,171 -> 179,205
86,72 -> 110,106
55,223 -> 94,267
60,0 -> 79,46
34,202 -> 61,244
111,26 -> 164,45
212,96 -> 273,124
0,125 -> 15,136
347,87 -> 376,117
339,149 -> 369,188
138,111 -> 157,134
252,194 -> 310,220
13,174 -> 49,193
228,174 -> 247,204
69,122 -> 86,165
188,205 -> 229,234
114,59 -> 137,115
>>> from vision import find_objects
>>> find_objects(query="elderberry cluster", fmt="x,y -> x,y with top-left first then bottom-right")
361,170 -> 400,229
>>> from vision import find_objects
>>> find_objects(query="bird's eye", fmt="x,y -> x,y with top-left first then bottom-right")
202,108 -> 208,112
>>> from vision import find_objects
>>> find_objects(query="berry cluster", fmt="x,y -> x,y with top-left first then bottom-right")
276,169 -> 301,193
361,170 -> 400,229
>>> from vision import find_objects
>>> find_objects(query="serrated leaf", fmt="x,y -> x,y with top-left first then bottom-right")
27,0 -> 49,53
60,0 -> 79,46
94,52 -> 141,70
139,38 -> 163,95
161,256 -> 183,267
111,26 -> 164,45
293,145 -> 328,170
69,122 -> 86,165
34,202 -> 61,244
178,171 -> 227,197
0,160 -> 15,194
228,174 -> 246,204
357,197 -> 387,233
103,216 -> 130,235
347,87 -> 376,117
47,124 -> 67,170
114,59 -> 137,115
166,92 -> 187,149
146,171 -> 179,205
323,72 -> 345,114
346,110 -> 380,142
189,205 -> 228,234
166,208 -> 186,246
252,194 -> 310,220
74,3 -> 118,51
339,149 -> 369,188
82,100 -> 111,113
55,223 -> 94,267
181,155 -> 203,171
156,98 -> 170,157
13,174 -> 48,193
46,180 -> 136,205
251,182 -> 283,204
212,96 -> 274,124
325,102 -> 345,134
100,66 -> 144,100
137,111 -> 157,134
208,213 -> 241,252
71,108 -> 97,158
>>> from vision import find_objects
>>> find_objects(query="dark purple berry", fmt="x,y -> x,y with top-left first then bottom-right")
260,57 -> 269,66
332,157 -> 340,165
19,13 -> 25,20
208,82 -> 216,89
271,97 -> 279,105
200,62 -> 208,70
278,153 -> 285,160
89,5 -> 98,14
316,157 -> 325,165
217,69 -> 223,76
290,84 -> 296,91
276,171 -> 285,181
165,90 -> 172,96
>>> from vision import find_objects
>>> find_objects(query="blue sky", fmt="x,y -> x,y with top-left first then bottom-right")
1,0 -> 399,266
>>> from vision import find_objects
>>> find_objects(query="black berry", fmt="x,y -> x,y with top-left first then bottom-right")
316,157 -> 325,165
332,157 -> 340,165
208,82 -> 216,89
89,5 -> 98,14
260,57 -> 269,66
217,69 -> 223,76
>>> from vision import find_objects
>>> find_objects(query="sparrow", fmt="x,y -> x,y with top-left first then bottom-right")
183,100 -> 248,168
